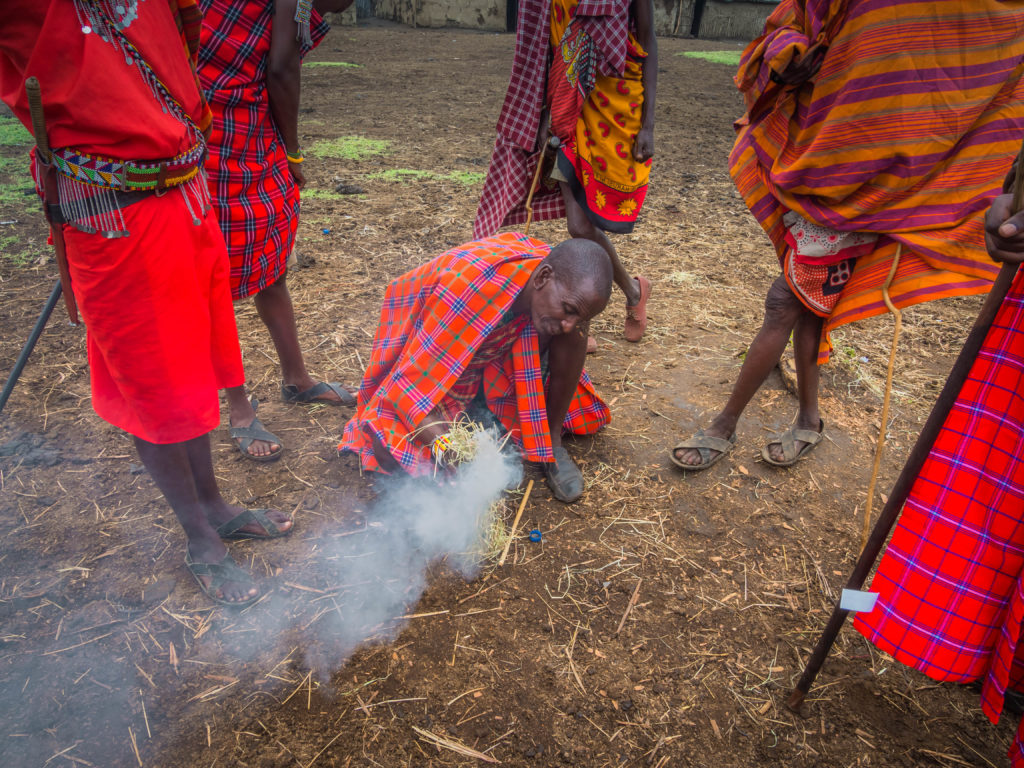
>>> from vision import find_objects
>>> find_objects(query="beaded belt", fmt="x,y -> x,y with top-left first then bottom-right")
50,142 -> 205,192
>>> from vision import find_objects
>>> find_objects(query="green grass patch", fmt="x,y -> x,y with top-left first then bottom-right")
309,135 -> 390,160
0,117 -> 32,146
678,50 -> 743,67
302,188 -> 366,202
367,169 -> 485,185
305,61 -> 362,68
0,234 -> 32,267
0,179 -> 35,211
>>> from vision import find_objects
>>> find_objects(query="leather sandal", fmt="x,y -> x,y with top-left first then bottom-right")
184,550 -> 259,608
670,429 -> 736,471
215,508 -> 292,540
230,415 -> 283,463
761,420 -> 824,467
281,381 -> 355,406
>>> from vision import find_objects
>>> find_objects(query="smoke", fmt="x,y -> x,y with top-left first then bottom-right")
218,429 -> 523,677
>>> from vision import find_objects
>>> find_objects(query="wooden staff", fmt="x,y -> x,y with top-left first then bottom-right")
787,141 -> 1024,711
524,135 -> 560,236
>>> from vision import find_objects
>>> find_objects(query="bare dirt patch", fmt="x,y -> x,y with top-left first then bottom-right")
0,23 -> 1015,768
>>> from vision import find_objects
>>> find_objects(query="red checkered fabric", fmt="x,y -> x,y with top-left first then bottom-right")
339,232 -> 610,476
855,267 -> 1024,764
198,0 -> 328,300
474,0 -> 630,238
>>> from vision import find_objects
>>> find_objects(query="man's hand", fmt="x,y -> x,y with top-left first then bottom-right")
633,126 -> 654,163
985,193 -> 1024,264
288,160 -> 306,190
772,41 -> 827,87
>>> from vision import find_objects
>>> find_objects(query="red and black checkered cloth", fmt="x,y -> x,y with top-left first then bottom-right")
855,267 -> 1024,764
474,0 -> 629,239
198,0 -> 328,300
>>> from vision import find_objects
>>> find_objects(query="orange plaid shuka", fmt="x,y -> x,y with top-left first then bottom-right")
339,232 -> 610,476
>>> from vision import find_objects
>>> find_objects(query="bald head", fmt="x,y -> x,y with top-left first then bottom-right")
544,238 -> 614,306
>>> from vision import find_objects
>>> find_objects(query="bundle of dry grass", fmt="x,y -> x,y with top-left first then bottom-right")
432,418 -> 517,565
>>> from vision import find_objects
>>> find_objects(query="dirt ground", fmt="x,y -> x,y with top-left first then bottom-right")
0,22 -> 1018,768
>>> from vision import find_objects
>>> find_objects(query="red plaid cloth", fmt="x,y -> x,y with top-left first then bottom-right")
855,267 -> 1024,764
198,0 -> 328,300
339,232 -> 610,475
474,0 -> 629,238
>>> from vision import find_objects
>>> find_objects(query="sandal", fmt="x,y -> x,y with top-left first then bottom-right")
216,508 -> 292,540
184,550 -> 260,608
230,415 -> 283,463
544,445 -> 584,503
624,276 -> 652,342
761,420 -> 824,467
670,429 -> 736,472
281,381 -> 355,407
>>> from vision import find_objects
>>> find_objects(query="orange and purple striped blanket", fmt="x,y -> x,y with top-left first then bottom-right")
730,0 -> 1024,362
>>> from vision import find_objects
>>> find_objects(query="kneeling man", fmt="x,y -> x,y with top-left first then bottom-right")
339,232 -> 613,502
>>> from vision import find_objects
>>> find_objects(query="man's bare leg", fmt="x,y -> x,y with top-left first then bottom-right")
559,182 -> 641,306
132,434 -> 258,603
764,304 -> 823,462
254,274 -> 343,402
674,276 -> 809,466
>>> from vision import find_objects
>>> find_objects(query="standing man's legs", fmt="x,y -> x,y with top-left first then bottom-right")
673,276 -> 821,466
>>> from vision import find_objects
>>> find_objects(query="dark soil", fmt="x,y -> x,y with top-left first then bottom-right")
0,22 -> 1015,768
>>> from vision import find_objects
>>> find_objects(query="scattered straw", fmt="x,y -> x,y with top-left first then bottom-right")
412,725 -> 500,763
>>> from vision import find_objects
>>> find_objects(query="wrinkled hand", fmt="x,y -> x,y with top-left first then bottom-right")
633,126 -> 654,163
772,41 -> 827,87
985,193 -> 1024,264
288,161 -> 306,190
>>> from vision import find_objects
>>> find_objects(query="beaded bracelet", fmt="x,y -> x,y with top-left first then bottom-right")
431,434 -> 453,460
286,150 -> 305,164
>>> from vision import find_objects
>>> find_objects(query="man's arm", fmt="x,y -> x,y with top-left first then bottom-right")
268,0 -> 305,188
632,0 -> 656,163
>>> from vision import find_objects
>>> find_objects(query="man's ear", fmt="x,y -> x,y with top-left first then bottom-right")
533,263 -> 554,289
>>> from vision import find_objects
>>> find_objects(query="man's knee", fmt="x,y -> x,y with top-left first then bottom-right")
763,278 -> 802,327
565,210 -> 596,241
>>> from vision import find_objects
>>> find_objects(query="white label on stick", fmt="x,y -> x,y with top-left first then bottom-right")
840,589 -> 879,613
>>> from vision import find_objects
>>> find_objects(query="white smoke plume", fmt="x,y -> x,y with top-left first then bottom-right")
216,429 -> 523,676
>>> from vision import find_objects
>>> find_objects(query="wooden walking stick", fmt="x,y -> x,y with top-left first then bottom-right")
860,244 -> 902,552
787,142 -> 1024,711
523,135 -> 561,237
